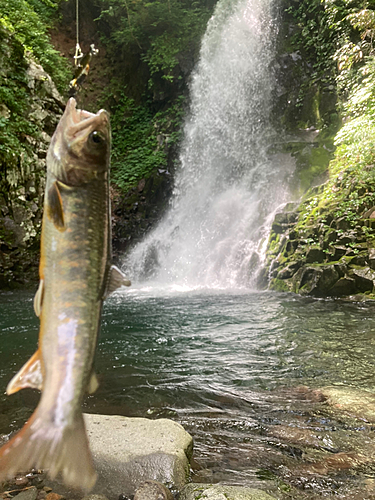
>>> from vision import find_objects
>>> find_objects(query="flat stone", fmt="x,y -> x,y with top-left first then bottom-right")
14,488 -> 38,500
84,414 -> 193,499
179,484 -> 277,500
317,386 -> 375,423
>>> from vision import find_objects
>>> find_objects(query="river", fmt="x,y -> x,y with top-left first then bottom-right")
1,288 -> 375,498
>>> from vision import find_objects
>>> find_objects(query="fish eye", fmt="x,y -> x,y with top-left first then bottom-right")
89,131 -> 105,145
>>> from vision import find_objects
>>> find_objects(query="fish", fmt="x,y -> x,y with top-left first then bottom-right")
0,98 -> 130,490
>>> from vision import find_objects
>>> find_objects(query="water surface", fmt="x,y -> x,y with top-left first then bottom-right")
1,288 -> 375,498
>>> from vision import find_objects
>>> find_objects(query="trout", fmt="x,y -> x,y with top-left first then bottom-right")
0,98 -> 130,490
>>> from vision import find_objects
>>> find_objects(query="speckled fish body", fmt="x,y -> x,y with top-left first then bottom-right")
0,98 -> 130,490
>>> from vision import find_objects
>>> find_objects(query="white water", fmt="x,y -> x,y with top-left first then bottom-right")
123,0 -> 294,289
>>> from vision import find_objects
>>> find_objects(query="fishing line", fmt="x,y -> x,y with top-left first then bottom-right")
74,0 -> 83,66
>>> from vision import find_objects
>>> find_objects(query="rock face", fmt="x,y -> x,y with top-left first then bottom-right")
83,414 -> 193,499
179,484 -> 277,500
261,195 -> 375,298
0,24 -> 65,289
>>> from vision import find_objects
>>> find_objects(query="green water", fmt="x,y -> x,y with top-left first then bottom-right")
1,287 -> 375,498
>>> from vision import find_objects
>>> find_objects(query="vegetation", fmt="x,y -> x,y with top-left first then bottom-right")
265,1 -> 375,297
93,0 -> 214,191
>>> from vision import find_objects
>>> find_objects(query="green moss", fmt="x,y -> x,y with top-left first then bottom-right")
269,278 -> 293,292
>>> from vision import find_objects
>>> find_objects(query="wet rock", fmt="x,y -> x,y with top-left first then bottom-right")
349,267 -> 375,293
83,414 -> 193,499
317,386 -> 375,423
179,484 -> 277,500
14,488 -> 38,500
299,451 -> 369,476
327,277 -> 356,296
297,265 -> 339,295
267,425 -> 329,450
133,481 -> 173,500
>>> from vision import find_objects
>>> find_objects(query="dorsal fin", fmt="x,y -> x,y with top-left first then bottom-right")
7,350 -> 43,395
47,181 -> 65,231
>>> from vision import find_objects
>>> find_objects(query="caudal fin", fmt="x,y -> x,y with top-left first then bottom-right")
0,410 -> 97,491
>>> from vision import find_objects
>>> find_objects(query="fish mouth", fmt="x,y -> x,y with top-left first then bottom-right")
64,98 -> 110,145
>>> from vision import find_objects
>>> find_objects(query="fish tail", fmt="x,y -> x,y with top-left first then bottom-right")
0,410 -> 97,491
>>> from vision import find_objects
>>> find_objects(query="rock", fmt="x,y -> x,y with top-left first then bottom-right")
336,217 -> 351,231
368,247 -> 375,270
267,425 -> 329,450
84,414 -> 193,499
349,252 -> 367,266
327,277 -> 356,296
297,265 -> 339,295
45,494 -> 64,500
317,386 -> 375,423
133,481 -> 173,500
328,245 -> 346,261
13,488 -> 38,500
82,495 -> 109,500
305,246 -> 324,263
277,261 -> 301,279
179,484 -> 277,500
349,267 -> 375,293
15,476 -> 29,487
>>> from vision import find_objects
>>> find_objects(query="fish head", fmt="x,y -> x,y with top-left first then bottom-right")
47,98 -> 111,185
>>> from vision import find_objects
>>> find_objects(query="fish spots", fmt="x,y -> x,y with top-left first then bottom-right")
51,238 -> 57,252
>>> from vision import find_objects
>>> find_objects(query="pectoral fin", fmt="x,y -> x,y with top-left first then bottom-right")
33,279 -> 44,317
47,181 -> 65,231
6,350 -> 43,395
104,265 -> 131,299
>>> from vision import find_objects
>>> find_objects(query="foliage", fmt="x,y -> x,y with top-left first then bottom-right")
0,0 -> 69,90
96,0 -> 213,88
278,1 -> 375,251
109,92 -> 185,190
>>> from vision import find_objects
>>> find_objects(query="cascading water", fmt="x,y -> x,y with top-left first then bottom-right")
123,0 -> 294,288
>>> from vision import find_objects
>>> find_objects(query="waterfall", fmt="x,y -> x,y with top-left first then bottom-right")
123,0 -> 294,289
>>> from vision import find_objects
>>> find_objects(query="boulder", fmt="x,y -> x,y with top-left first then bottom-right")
297,265 -> 339,296
349,267 -> 375,293
327,277 -> 356,296
80,414 -> 193,499
45,415 -> 194,499
179,484 -> 277,500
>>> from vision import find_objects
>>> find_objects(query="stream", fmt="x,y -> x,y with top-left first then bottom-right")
1,288 -> 375,498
